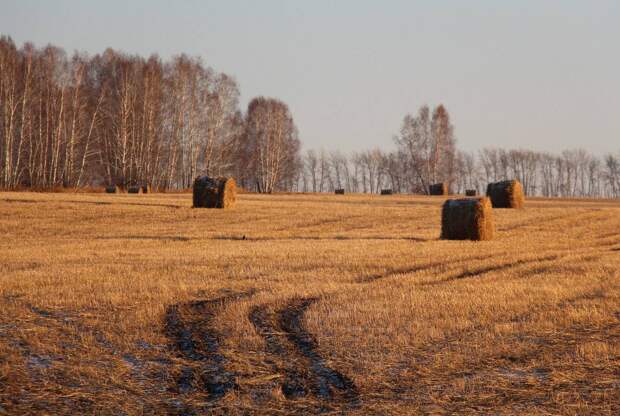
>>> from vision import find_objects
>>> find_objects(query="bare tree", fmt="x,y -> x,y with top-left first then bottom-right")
243,97 -> 300,193
2,37 -> 619,198
394,104 -> 456,193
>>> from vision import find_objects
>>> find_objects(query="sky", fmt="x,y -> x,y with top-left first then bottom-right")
2,0 -> 619,154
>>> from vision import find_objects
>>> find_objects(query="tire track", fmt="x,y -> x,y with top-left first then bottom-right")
357,253 -> 495,284
245,222 -> 616,407
278,297 -> 359,405
427,240 -> 617,287
213,235 -> 427,242
26,304 -> 116,351
359,217 -> 616,286
593,234 -> 620,249
2,298 -> 174,412
165,291 -> 254,399
8,294 -> 251,413
1,197 -> 182,209
402,318 -> 620,415
23,303 -> 174,392
419,254 -> 561,287
249,298 -> 359,407
273,216 -> 362,232
385,288 -> 616,397
499,212 -> 576,231
248,305 -> 309,399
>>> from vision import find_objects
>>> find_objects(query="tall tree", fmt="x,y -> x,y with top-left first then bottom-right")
242,97 -> 300,193
395,104 -> 456,193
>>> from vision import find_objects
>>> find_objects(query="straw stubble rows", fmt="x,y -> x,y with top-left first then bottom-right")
0,192 -> 618,414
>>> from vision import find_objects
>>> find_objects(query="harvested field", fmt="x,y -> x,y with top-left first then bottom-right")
0,191 -> 619,415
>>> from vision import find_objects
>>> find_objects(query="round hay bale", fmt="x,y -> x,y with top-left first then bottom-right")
380,189 -> 393,195
193,176 -> 237,208
486,180 -> 524,209
335,189 -> 345,195
465,189 -> 477,197
429,182 -> 448,196
105,186 -> 119,194
441,197 -> 494,241
128,186 -> 143,194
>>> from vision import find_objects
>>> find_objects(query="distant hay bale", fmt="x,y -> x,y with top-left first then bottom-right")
429,182 -> 448,196
141,185 -> 151,194
128,186 -> 143,194
465,189 -> 477,197
193,176 -> 237,208
486,180 -> 525,209
105,186 -> 119,194
441,197 -> 494,241
380,189 -> 393,195
335,189 -> 345,195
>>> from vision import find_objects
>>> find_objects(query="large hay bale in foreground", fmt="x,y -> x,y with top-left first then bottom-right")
105,186 -> 119,194
380,189 -> 393,195
335,189 -> 345,195
429,182 -> 448,195
193,176 -> 236,208
128,186 -> 143,194
486,180 -> 524,209
441,197 -> 494,241
465,189 -> 477,197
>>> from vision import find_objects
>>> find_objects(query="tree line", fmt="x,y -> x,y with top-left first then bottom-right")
298,146 -> 620,198
297,105 -> 620,198
2,37 -> 619,197
298,105 -> 620,198
0,36 -> 298,192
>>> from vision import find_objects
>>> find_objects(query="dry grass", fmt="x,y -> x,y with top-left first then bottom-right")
0,192 -> 618,415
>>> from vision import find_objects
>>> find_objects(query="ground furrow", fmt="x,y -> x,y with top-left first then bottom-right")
277,297 -> 360,405
248,305 -> 310,399
164,291 -> 254,400
357,253 -> 496,284
249,298 -> 360,408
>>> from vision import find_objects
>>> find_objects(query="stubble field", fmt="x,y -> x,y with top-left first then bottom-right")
0,191 -> 619,415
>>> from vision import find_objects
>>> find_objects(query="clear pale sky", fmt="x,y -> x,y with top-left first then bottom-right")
2,0 -> 619,154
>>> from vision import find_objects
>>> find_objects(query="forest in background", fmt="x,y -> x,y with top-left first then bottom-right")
2,37 -> 619,197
